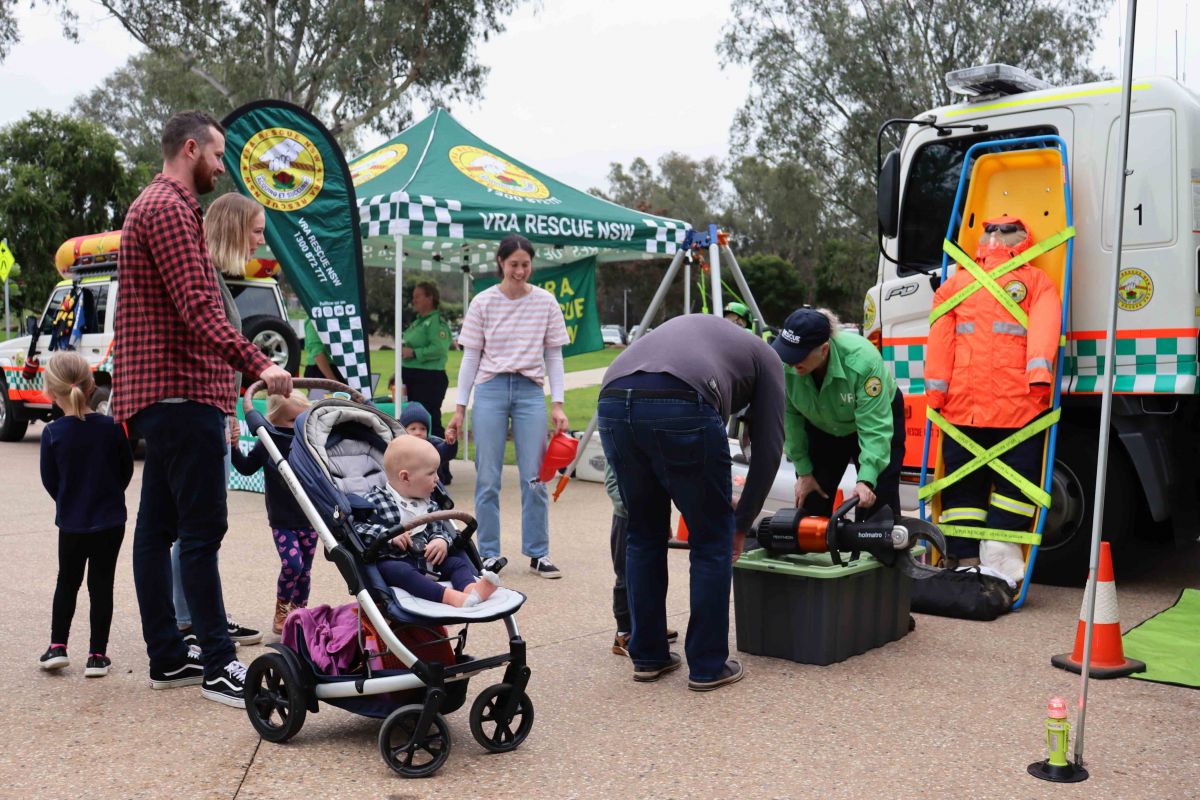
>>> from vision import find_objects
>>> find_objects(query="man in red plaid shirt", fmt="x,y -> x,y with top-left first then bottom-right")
114,110 -> 292,708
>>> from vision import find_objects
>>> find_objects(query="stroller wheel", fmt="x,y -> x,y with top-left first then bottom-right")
469,683 -> 535,754
378,704 -> 452,778
245,653 -> 308,743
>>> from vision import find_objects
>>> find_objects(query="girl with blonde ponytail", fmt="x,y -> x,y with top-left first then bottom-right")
38,351 -> 133,677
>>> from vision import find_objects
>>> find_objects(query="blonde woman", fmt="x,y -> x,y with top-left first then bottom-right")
169,192 -> 267,647
39,352 -> 133,676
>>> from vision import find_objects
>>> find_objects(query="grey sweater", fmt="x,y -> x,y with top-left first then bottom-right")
602,314 -> 785,531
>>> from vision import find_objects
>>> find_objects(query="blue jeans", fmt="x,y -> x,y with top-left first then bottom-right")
171,437 -> 232,626
598,392 -> 733,682
131,402 -> 235,679
471,374 -> 549,559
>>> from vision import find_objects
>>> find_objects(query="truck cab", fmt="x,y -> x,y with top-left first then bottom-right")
868,65 -> 1200,581
0,231 -> 300,440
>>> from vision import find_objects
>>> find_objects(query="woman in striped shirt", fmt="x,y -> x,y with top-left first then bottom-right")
446,234 -> 570,578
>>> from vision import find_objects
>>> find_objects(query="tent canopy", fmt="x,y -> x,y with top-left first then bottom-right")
351,109 -> 690,272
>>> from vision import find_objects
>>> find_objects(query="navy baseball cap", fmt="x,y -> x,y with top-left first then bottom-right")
771,308 -> 832,364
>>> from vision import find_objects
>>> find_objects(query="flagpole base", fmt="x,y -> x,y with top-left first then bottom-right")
1028,760 -> 1089,783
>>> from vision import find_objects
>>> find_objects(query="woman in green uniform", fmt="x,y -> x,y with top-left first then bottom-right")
402,281 -> 453,445
771,307 -> 905,520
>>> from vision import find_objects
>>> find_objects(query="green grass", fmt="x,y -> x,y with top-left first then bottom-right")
363,346 -> 620,394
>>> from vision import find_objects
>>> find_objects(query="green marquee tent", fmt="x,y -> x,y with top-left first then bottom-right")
350,108 -> 690,273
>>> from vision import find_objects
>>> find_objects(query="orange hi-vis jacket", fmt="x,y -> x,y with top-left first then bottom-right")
926,222 -> 1062,429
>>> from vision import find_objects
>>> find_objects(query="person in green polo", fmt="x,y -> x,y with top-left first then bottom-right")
402,281 -> 454,480
771,307 -> 905,520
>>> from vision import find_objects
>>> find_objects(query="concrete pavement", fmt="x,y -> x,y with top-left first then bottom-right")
2,426 -> 1198,799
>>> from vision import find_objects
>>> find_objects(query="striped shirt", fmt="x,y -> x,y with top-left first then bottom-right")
457,285 -> 569,387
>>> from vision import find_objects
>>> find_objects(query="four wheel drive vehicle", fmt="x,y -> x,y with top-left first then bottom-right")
867,64 -> 1200,583
0,230 -> 301,442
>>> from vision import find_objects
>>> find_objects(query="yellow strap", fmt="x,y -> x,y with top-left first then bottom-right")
941,241 -> 1029,328
930,227 -> 1075,325
938,524 -> 1042,546
918,407 -> 1060,507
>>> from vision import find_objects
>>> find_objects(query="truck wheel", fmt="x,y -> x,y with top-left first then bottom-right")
0,375 -> 30,442
243,316 -> 301,387
1031,424 -> 1137,585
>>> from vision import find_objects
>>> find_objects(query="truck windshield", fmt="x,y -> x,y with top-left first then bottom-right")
39,283 -> 110,336
898,125 -> 1057,275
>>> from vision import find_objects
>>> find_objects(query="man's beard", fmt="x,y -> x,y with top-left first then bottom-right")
195,162 -> 219,194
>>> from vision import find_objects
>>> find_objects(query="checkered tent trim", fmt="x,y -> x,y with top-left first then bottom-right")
229,438 -> 265,494
360,192 -> 465,239
642,218 -> 689,255
885,335 -> 1199,397
312,315 -> 371,396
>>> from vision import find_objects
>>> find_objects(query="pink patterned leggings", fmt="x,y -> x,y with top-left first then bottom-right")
273,527 -> 319,605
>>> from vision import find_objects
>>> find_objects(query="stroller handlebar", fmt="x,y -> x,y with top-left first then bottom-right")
362,510 -> 479,563
242,377 -> 367,415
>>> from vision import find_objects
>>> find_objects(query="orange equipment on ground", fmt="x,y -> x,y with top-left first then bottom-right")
1050,542 -> 1146,679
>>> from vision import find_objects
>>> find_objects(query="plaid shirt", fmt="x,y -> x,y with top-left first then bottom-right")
111,175 -> 272,422
355,485 -> 455,558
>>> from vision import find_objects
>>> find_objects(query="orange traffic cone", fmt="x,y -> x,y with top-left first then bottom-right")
667,514 -> 689,549
1050,542 -> 1146,679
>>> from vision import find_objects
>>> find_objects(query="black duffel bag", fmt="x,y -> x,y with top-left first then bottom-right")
911,567 -> 1014,621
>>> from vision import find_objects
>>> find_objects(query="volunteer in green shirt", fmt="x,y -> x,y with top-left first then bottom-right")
771,307 -> 905,521
401,281 -> 453,444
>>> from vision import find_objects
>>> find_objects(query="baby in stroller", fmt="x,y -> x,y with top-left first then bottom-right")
355,436 -> 501,608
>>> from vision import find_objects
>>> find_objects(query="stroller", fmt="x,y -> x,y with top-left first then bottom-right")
239,379 -> 533,778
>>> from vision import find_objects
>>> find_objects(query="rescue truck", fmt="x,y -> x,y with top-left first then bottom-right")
867,64 -> 1200,582
0,231 -> 300,441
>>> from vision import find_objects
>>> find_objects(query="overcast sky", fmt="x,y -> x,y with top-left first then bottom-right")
0,0 -> 1195,194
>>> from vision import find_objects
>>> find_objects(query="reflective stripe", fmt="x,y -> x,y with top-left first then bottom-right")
940,507 -> 987,523
1027,357 -> 1053,372
956,322 -> 975,334
926,378 -> 949,393
990,492 -> 1037,518
993,321 -> 1027,336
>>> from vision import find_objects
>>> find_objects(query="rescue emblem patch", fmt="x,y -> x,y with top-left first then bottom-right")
1117,268 -> 1153,311
864,376 -> 883,397
1004,280 -> 1028,304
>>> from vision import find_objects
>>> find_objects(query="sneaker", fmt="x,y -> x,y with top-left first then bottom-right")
688,659 -> 745,692
150,647 -> 204,689
39,645 -> 69,670
84,654 -> 111,678
529,556 -> 562,579
201,659 -> 247,708
481,556 -> 508,575
633,652 -> 682,682
612,628 -> 680,657
227,615 -> 263,646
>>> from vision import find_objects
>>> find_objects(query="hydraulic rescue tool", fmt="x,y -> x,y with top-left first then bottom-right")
751,497 -> 947,580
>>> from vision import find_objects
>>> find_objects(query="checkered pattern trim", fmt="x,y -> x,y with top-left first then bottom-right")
311,312 -> 371,396
882,343 -> 926,395
642,219 -> 688,254
1,364 -> 44,393
359,192 -> 465,239
229,436 -> 265,494
1067,336 -> 1198,394
886,335 -> 1198,396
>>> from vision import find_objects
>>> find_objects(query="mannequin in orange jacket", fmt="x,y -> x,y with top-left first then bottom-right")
926,216 -> 1062,582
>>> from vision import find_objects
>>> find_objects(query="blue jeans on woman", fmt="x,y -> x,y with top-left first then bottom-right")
597,391 -> 733,683
471,374 -> 549,560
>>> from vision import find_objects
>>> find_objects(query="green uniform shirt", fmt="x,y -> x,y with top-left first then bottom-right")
402,310 -> 452,371
304,319 -> 327,364
783,332 -> 897,487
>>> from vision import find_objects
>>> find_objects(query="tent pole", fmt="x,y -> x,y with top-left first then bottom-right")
461,263 -> 471,462
721,244 -> 766,333
707,224 -> 723,316
684,260 -> 691,314
565,248 -> 687,476
1074,0 -> 1137,769
393,235 -> 403,406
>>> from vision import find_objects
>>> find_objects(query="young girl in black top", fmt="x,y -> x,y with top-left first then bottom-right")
39,352 -> 133,677
231,391 -> 316,635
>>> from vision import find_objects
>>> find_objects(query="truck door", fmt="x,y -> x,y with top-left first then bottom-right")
879,111 -> 1073,471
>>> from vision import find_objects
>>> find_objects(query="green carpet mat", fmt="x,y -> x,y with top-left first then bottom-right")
1122,588 -> 1200,689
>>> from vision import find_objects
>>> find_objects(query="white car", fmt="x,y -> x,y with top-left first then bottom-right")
601,325 -> 625,346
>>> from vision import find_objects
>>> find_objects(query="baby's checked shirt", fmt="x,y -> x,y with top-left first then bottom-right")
355,485 -> 455,560
112,174 -> 272,422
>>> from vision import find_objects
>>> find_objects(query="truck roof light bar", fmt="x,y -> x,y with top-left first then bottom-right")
946,64 -> 1051,100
